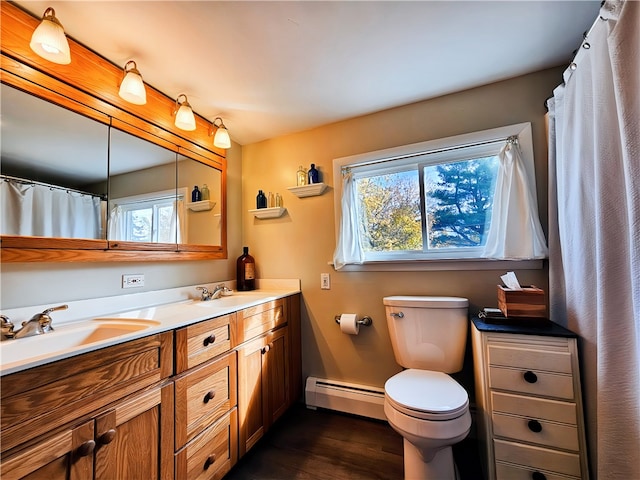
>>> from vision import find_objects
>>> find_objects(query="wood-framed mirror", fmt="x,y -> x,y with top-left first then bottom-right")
0,2 -> 227,262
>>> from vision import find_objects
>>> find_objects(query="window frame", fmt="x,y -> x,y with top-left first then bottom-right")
332,122 -> 543,271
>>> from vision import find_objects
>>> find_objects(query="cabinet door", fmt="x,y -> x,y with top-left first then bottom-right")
0,420 -> 95,480
264,327 -> 289,427
94,384 -> 173,480
237,334 -> 267,457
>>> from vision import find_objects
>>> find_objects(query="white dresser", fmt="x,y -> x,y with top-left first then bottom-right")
471,318 -> 589,480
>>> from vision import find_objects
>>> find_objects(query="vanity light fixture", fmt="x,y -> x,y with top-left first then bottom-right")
29,7 -> 71,65
118,60 -> 147,105
173,94 -> 196,131
209,117 -> 231,149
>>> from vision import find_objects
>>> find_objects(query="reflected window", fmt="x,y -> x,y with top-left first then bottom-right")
109,188 -> 187,243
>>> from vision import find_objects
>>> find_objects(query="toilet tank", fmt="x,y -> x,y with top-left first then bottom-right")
383,296 -> 469,373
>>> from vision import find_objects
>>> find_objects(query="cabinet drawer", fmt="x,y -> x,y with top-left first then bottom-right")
488,343 -> 572,374
489,366 -> 574,400
491,392 -> 577,425
494,439 -> 581,478
1,332 -> 173,453
496,462 -> 581,480
175,351 -> 237,448
237,299 -> 285,344
175,408 -> 238,480
176,313 -> 235,373
492,412 -> 579,451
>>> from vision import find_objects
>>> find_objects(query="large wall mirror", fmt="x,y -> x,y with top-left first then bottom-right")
1,2 -> 227,262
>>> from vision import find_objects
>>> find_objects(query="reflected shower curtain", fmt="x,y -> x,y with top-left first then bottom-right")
0,179 -> 102,239
548,1 -> 639,477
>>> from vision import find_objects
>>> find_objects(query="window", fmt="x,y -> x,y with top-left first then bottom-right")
333,123 -> 546,269
109,188 -> 187,243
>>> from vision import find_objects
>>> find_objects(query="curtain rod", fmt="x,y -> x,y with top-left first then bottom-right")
1,174 -> 106,200
341,136 -> 514,173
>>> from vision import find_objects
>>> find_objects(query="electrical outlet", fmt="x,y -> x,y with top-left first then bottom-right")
122,274 -> 145,289
320,273 -> 331,290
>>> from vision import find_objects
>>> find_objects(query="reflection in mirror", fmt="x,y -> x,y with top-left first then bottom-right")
178,154 -> 222,246
108,127 -> 179,244
0,83 -> 109,239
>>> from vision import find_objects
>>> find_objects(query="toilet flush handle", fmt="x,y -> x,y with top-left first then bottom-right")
390,312 -> 404,318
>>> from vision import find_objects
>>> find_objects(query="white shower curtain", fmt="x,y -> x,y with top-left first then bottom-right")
1,179 -> 102,239
548,1 -> 639,478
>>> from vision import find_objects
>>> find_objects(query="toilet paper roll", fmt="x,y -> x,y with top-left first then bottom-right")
340,313 -> 360,335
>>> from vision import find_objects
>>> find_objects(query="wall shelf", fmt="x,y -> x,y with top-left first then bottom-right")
187,200 -> 215,212
249,207 -> 286,219
287,183 -> 327,198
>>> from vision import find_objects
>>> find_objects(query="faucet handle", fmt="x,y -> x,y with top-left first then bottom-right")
42,304 -> 68,316
196,286 -> 212,300
30,304 -> 68,333
1,315 -> 15,339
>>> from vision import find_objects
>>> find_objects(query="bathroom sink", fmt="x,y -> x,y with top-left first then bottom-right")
192,293 -> 268,308
0,318 -> 161,371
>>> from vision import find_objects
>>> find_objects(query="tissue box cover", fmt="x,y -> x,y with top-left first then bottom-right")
497,285 -> 546,318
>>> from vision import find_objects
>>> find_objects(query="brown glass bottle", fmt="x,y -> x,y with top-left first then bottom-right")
236,246 -> 256,291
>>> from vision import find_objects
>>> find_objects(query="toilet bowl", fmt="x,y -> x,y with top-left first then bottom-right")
384,369 -> 471,479
383,296 -> 470,480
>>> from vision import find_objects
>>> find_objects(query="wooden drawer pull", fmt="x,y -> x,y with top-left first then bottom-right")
523,370 -> 538,383
527,419 -> 543,433
531,472 -> 547,480
76,440 -> 96,457
203,390 -> 216,403
203,454 -> 217,470
99,428 -> 117,445
203,334 -> 216,346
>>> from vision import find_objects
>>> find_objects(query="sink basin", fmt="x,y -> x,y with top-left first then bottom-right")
0,318 -> 161,373
192,294 -> 268,308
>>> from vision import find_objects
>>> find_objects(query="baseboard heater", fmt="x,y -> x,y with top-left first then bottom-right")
305,376 -> 386,421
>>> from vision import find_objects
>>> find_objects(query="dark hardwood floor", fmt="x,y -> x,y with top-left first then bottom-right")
225,404 -> 483,480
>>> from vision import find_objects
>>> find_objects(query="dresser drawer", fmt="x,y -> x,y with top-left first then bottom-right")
175,351 -> 237,448
175,408 -> 238,480
237,299 -> 285,344
489,366 -> 574,400
494,439 -> 581,478
488,343 -> 572,374
492,412 -> 579,451
491,392 -> 577,424
176,313 -> 235,373
496,462 -> 581,480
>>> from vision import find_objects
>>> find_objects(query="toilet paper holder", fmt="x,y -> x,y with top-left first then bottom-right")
335,315 -> 373,327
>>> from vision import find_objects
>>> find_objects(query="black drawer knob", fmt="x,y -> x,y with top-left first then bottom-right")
203,334 -> 216,346
76,440 -> 96,457
523,370 -> 538,383
531,471 -> 547,480
204,454 -> 216,470
528,419 -> 543,433
203,390 -> 216,403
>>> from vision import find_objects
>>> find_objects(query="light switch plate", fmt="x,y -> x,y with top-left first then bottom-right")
320,273 -> 330,290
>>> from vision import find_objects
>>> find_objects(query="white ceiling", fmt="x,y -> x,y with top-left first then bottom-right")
15,1 -> 601,146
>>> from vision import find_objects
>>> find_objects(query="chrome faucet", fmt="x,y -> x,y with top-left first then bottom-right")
1,305 -> 68,340
196,284 -> 230,301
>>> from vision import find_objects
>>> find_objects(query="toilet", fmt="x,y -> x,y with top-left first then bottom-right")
383,296 -> 471,480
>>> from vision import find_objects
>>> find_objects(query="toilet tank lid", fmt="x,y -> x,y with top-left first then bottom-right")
383,296 -> 469,308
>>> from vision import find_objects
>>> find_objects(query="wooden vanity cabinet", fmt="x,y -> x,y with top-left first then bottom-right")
174,313 -> 238,480
471,318 -> 589,480
0,332 -> 174,480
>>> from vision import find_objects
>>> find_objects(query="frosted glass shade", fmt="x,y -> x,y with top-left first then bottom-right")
213,126 -> 231,149
119,70 -> 146,105
175,104 -> 196,131
30,10 -> 71,65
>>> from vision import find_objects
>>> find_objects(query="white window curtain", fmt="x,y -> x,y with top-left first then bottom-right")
548,1 -> 639,478
332,169 -> 365,269
482,139 -> 548,259
1,179 -> 102,239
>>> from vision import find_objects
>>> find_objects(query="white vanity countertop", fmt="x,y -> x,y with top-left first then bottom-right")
0,279 -> 300,377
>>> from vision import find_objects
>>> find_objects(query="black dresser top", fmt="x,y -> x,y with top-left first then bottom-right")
471,316 -> 577,338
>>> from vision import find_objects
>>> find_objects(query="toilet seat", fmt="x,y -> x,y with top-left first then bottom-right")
385,369 -> 469,421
